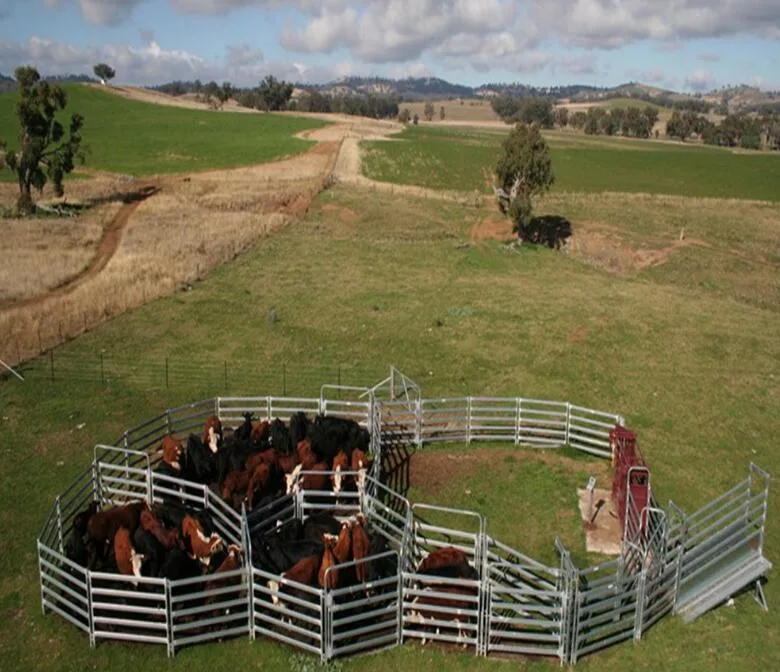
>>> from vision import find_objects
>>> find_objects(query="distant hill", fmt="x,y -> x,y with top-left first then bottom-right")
0,73 -> 95,94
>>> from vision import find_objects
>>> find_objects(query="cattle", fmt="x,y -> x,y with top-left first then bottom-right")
221,468 -> 250,503
253,536 -> 324,575
217,434 -> 254,485
318,538 -> 339,589
267,553 -> 321,606
140,506 -> 181,551
246,462 -> 272,510
289,412 -> 310,451
86,501 -> 146,569
158,435 -> 184,475
350,515 -> 371,584
204,544 -> 243,605
181,515 -> 223,566
289,462 -> 329,494
232,413 -> 253,443
64,502 -> 98,568
133,527 -> 165,578
183,434 -> 217,484
157,546 -> 202,581
251,420 -> 270,444
245,447 -> 277,473
203,415 -> 223,453
331,450 -> 349,495
417,546 -> 470,574
268,418 -> 292,455
114,527 -> 145,583
407,583 -> 478,647
330,522 -> 352,564
301,512 -> 342,542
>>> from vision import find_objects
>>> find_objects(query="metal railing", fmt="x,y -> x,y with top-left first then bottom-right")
36,385 -> 770,665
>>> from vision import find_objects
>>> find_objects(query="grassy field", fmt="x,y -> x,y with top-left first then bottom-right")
363,125 -> 780,200
0,85 -> 326,178
1,184 -> 778,671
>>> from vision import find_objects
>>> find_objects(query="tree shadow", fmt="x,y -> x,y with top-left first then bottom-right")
523,215 -> 573,249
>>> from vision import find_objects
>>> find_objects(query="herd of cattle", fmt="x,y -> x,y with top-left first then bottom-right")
61,413 -> 482,648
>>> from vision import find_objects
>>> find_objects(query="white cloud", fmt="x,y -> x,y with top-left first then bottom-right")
684,69 -> 716,92
0,36 -> 341,86
47,0 -> 148,25
390,62 -> 435,79
698,51 -> 720,62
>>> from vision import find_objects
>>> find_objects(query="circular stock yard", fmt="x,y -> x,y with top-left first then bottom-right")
38,369 -> 772,665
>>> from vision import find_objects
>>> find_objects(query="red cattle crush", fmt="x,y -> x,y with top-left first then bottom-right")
610,426 -> 650,541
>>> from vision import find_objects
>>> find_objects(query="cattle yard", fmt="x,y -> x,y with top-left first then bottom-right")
37,368 -> 772,665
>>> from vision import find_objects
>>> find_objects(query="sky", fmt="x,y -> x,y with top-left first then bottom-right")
0,1 -> 778,92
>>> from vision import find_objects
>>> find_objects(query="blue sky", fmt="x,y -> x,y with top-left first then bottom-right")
0,0 -> 778,91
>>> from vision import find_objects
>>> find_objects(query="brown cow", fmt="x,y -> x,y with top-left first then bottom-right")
86,501 -> 146,559
251,420 -> 270,444
350,515 -> 371,584
246,462 -> 272,510
331,450 -> 349,494
205,544 -> 243,604
318,537 -> 339,589
407,583 -> 478,647
267,553 -> 321,606
203,415 -> 223,454
221,468 -> 250,502
417,546 -> 470,574
182,515 -> 223,566
140,506 -> 181,551
329,522 -> 352,564
245,447 -> 277,473
114,526 -> 145,582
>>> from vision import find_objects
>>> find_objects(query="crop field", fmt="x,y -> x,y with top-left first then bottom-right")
0,85 -> 326,177
1,179 -> 778,671
362,125 -> 780,201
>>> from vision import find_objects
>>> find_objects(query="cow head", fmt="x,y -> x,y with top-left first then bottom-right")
267,579 -> 280,606
285,464 -> 302,495
162,436 -> 183,471
207,426 -> 219,454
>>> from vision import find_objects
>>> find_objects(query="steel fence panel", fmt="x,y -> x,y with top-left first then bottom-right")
324,551 -> 401,659
151,472 -> 207,508
247,493 -> 296,537
170,566 -> 249,651
39,542 -> 90,632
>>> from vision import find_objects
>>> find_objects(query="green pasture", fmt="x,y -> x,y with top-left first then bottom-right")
363,125 -> 780,201
1,186 -> 779,671
0,85 -> 325,178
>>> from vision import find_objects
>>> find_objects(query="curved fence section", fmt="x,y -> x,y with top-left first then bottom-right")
37,387 -> 770,665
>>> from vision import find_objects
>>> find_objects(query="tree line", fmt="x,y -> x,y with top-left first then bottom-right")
666,110 -> 780,150
570,105 -> 661,138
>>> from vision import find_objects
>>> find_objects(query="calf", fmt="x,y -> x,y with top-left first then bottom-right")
114,527 -> 145,583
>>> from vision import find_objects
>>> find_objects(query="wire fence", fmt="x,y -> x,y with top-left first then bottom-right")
9,352 -> 407,398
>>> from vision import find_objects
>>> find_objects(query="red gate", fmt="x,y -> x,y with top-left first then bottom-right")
610,426 -> 650,541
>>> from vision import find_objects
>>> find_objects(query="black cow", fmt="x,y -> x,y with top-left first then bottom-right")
182,434 -> 217,484
289,412 -> 310,451
133,527 -> 165,578
269,418 -> 292,455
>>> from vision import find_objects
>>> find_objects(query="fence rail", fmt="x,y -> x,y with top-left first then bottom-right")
36,389 -> 770,665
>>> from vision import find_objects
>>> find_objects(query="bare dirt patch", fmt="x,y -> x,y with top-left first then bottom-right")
577,487 -> 622,555
469,214 -> 514,243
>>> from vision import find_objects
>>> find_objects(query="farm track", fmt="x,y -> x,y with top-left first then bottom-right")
0,183 -> 160,311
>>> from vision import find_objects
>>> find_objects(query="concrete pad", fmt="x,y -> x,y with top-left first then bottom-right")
577,487 -> 622,555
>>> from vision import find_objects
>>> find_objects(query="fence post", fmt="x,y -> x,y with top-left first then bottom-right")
55,496 -> 64,555
165,579 -> 174,657
415,398 -> 422,448
466,396 -> 472,445
87,571 -> 96,648
634,563 -> 647,642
